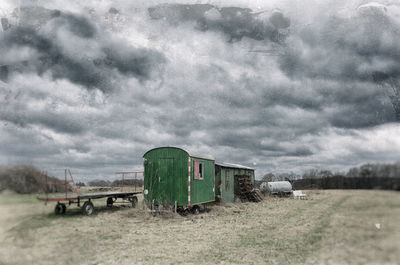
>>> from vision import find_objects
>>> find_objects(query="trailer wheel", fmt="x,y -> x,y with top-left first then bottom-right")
192,205 -> 200,215
82,201 -> 94,215
106,197 -> 113,207
129,196 -> 138,208
54,203 -> 66,215
61,203 -> 66,214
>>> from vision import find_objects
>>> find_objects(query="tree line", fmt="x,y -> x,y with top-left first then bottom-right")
87,178 -> 144,187
0,165 -> 72,194
259,162 -> 400,191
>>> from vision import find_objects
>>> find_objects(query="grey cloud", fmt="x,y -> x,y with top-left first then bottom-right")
0,82 -> 98,135
0,8 -> 165,92
1,1 -> 399,179
148,4 -> 290,43
33,112 -> 87,135
10,6 -> 96,38
215,133 -> 313,157
286,147 -> 313,157
278,5 -> 400,86
1,105 -> 87,134
210,72 -> 393,129
2,26 -> 107,89
270,6 -> 400,125
51,12 -> 97,38
0,66 -> 8,82
1,18 -> 11,31
317,80 -> 395,127
0,125 -> 61,157
101,43 -> 163,81
12,6 -> 60,30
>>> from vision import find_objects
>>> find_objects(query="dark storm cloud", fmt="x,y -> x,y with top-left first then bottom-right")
0,7 -> 165,92
148,4 -> 290,43
279,6 -> 400,87
212,75 -> 324,111
314,79 -> 395,128
281,17 -> 400,81
240,4 -> 400,127
51,12 -> 97,38
2,26 -> 109,89
12,6 -> 97,38
209,72 -> 393,129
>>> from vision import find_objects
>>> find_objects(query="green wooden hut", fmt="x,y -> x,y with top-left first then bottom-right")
215,162 -> 255,203
143,147 -> 215,211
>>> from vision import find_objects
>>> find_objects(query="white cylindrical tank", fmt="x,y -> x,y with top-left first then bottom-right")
263,181 -> 292,194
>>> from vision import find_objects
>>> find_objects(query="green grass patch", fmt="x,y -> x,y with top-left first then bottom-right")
0,192 -> 39,205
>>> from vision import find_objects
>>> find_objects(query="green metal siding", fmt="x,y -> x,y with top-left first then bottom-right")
222,168 -> 234,203
215,165 -> 255,203
190,157 -> 215,205
144,147 -> 188,206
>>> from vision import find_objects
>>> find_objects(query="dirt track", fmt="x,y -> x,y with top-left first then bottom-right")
0,190 -> 399,264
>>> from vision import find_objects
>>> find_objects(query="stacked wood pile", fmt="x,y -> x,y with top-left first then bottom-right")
235,175 -> 263,202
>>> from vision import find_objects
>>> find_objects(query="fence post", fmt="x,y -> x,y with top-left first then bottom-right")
65,169 -> 67,198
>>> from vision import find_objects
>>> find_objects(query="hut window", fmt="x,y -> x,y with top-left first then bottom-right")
225,170 -> 230,191
194,161 -> 204,180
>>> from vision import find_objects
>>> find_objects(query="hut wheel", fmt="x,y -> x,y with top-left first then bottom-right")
192,205 -> 200,215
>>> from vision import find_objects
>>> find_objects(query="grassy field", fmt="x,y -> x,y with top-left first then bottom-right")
0,189 -> 399,265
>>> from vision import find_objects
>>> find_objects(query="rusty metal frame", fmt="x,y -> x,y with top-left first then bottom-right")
115,171 -> 144,192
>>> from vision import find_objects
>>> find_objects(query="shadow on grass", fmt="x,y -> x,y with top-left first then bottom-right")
7,203 -> 136,239
50,202 -> 135,218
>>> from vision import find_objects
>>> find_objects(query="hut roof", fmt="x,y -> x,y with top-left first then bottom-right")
215,162 -> 254,170
143,146 -> 215,161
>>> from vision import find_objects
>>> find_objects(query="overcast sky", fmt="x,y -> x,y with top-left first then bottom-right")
1,0 -> 399,181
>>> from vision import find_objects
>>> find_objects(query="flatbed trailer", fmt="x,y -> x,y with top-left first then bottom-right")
37,169 -> 144,215
37,191 -> 141,215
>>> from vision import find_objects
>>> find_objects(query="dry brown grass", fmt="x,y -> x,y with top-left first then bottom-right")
0,189 -> 399,264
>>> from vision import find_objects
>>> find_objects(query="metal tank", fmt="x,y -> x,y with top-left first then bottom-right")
260,181 -> 292,195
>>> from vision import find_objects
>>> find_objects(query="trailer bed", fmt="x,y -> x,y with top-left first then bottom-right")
37,191 -> 142,215
37,191 -> 141,202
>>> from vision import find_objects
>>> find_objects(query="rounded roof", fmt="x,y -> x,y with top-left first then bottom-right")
143,146 -> 215,161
